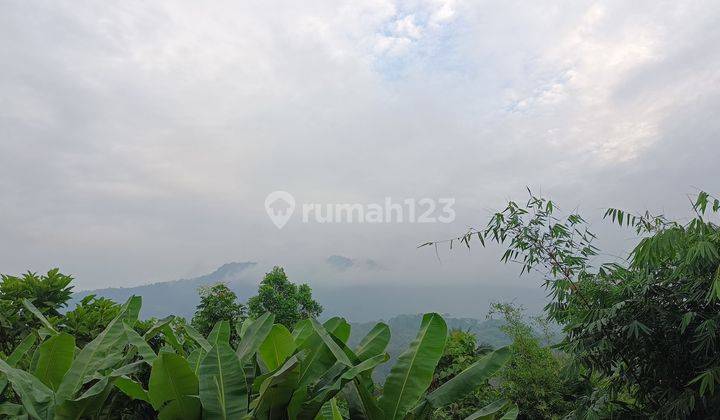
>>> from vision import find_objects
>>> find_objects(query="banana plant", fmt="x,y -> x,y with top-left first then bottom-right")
245,312 -> 513,420
0,296 -> 144,419
337,314 -> 514,420
464,399 -> 519,420
3,295 -> 516,420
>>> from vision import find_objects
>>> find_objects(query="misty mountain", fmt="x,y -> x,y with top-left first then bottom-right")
71,261 -> 547,322
71,261 -> 538,379
71,261 -> 260,319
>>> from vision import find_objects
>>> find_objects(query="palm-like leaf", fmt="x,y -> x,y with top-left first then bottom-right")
199,342 -> 247,419
378,313 -> 447,420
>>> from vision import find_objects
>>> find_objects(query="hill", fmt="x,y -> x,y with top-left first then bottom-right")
71,261 -> 547,322
70,261 -> 259,319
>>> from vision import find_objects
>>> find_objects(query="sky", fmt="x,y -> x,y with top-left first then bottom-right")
1,0 -> 719,291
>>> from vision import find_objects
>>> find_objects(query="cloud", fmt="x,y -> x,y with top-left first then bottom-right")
0,0 -> 719,289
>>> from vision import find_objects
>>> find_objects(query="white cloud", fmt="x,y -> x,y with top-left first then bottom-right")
1,0 -> 719,288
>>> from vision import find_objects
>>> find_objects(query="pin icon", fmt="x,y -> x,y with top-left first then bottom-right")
265,191 -> 295,229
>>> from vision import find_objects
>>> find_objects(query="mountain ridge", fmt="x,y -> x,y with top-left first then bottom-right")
71,261 -> 547,322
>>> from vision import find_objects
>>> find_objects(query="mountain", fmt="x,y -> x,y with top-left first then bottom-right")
72,262 -> 526,379
71,261 -> 547,322
71,261 -> 259,319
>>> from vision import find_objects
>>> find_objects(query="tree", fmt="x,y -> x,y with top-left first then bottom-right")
61,294 -> 120,347
426,189 -> 720,417
247,266 -> 322,327
488,302 -> 573,419
0,269 -> 73,354
191,283 -> 246,338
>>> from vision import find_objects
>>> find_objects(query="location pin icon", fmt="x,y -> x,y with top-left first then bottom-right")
265,191 -> 295,229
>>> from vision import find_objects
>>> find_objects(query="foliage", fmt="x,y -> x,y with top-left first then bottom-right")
0,269 -> 73,355
247,266 -> 323,328
61,295 -> 121,347
0,265 -> 518,419
191,282 -> 246,341
433,329 -> 491,388
426,189 -> 720,418
0,297 -> 143,419
431,330 -> 500,419
0,286 -> 512,419
489,302 -> 573,419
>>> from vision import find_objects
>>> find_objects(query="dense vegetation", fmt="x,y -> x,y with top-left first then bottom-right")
424,189 -> 720,418
0,267 -> 515,419
2,190 -> 719,419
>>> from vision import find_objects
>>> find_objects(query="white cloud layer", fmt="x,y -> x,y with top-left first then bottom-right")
1,0 -> 719,289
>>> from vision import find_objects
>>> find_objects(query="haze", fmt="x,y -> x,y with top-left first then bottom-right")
1,0 -> 719,296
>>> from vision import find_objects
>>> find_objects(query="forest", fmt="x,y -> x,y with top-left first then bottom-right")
1,190 -> 719,419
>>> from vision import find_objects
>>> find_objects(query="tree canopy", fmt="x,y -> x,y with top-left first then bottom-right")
247,266 -> 322,327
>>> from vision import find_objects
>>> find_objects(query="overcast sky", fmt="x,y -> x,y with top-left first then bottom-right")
1,0 -> 719,290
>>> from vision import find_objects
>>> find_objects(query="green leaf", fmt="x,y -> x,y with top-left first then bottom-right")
148,352 -> 201,420
22,299 -> 58,335
309,318 -> 353,366
160,324 -> 185,357
294,353 -> 388,419
124,322 -> 157,365
317,398 -> 343,420
7,333 -> 37,366
208,320 -> 231,345
258,324 -> 296,371
184,324 -> 212,352
499,404 -> 519,420
1,333 -> 38,396
292,319 -> 313,346
296,318 -> 352,387
423,347 -> 511,410
55,362 -> 144,420
324,317 -> 351,343
378,313 -> 447,420
188,348 -> 207,376
250,355 -> 300,418
236,313 -> 275,362
0,402 -> 26,417
354,323 -> 390,361
199,342 -> 248,419
55,296 -> 141,403
115,376 -> 151,403
465,399 -> 511,420
143,316 -> 175,341
343,377 -> 384,420
0,358 -> 55,420
34,332 -> 75,391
